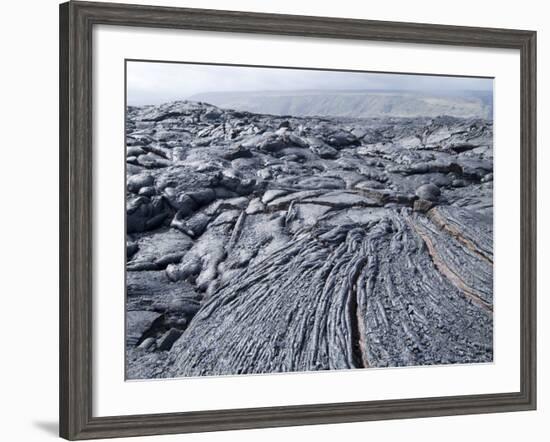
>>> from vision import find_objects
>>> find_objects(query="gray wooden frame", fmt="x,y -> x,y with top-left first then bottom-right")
59,1 -> 537,439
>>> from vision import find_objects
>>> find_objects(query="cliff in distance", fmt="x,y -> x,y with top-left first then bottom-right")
190,89 -> 493,119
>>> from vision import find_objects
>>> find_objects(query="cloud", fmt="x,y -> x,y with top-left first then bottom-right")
127,60 -> 493,106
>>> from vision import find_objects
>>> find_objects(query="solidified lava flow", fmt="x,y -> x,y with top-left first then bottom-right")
125,100 -> 493,379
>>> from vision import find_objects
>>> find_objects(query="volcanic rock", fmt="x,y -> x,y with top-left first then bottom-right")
415,183 -> 441,201
125,100 -> 494,379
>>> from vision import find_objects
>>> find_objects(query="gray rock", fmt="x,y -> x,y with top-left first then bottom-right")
138,337 -> 157,351
138,186 -> 156,197
127,242 -> 139,260
452,179 -> 468,188
309,143 -> 338,159
415,183 -> 441,201
261,189 -> 288,204
326,132 -> 359,148
127,196 -> 170,233
126,311 -> 162,346
172,212 -> 211,238
127,146 -> 145,157
157,328 -> 183,351
127,173 -> 154,193
413,199 -> 434,213
163,191 -> 197,214
203,109 -> 223,120
246,198 -> 265,215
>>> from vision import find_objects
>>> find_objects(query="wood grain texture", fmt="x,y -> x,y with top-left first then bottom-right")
59,1 -> 537,439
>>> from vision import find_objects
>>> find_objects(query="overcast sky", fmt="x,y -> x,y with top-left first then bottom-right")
127,61 -> 493,106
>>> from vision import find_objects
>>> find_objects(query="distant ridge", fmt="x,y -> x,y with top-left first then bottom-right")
189,89 -> 493,119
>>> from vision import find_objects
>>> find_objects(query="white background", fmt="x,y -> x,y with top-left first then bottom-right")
0,0 -> 547,440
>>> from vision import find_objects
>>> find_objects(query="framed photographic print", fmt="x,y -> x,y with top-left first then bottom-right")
59,1 -> 537,439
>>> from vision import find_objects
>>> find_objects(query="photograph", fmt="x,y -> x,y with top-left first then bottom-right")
125,61 -> 494,380
1,0 -> 543,440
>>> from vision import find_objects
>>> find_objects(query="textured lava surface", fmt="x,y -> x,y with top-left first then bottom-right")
125,101 -> 493,379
